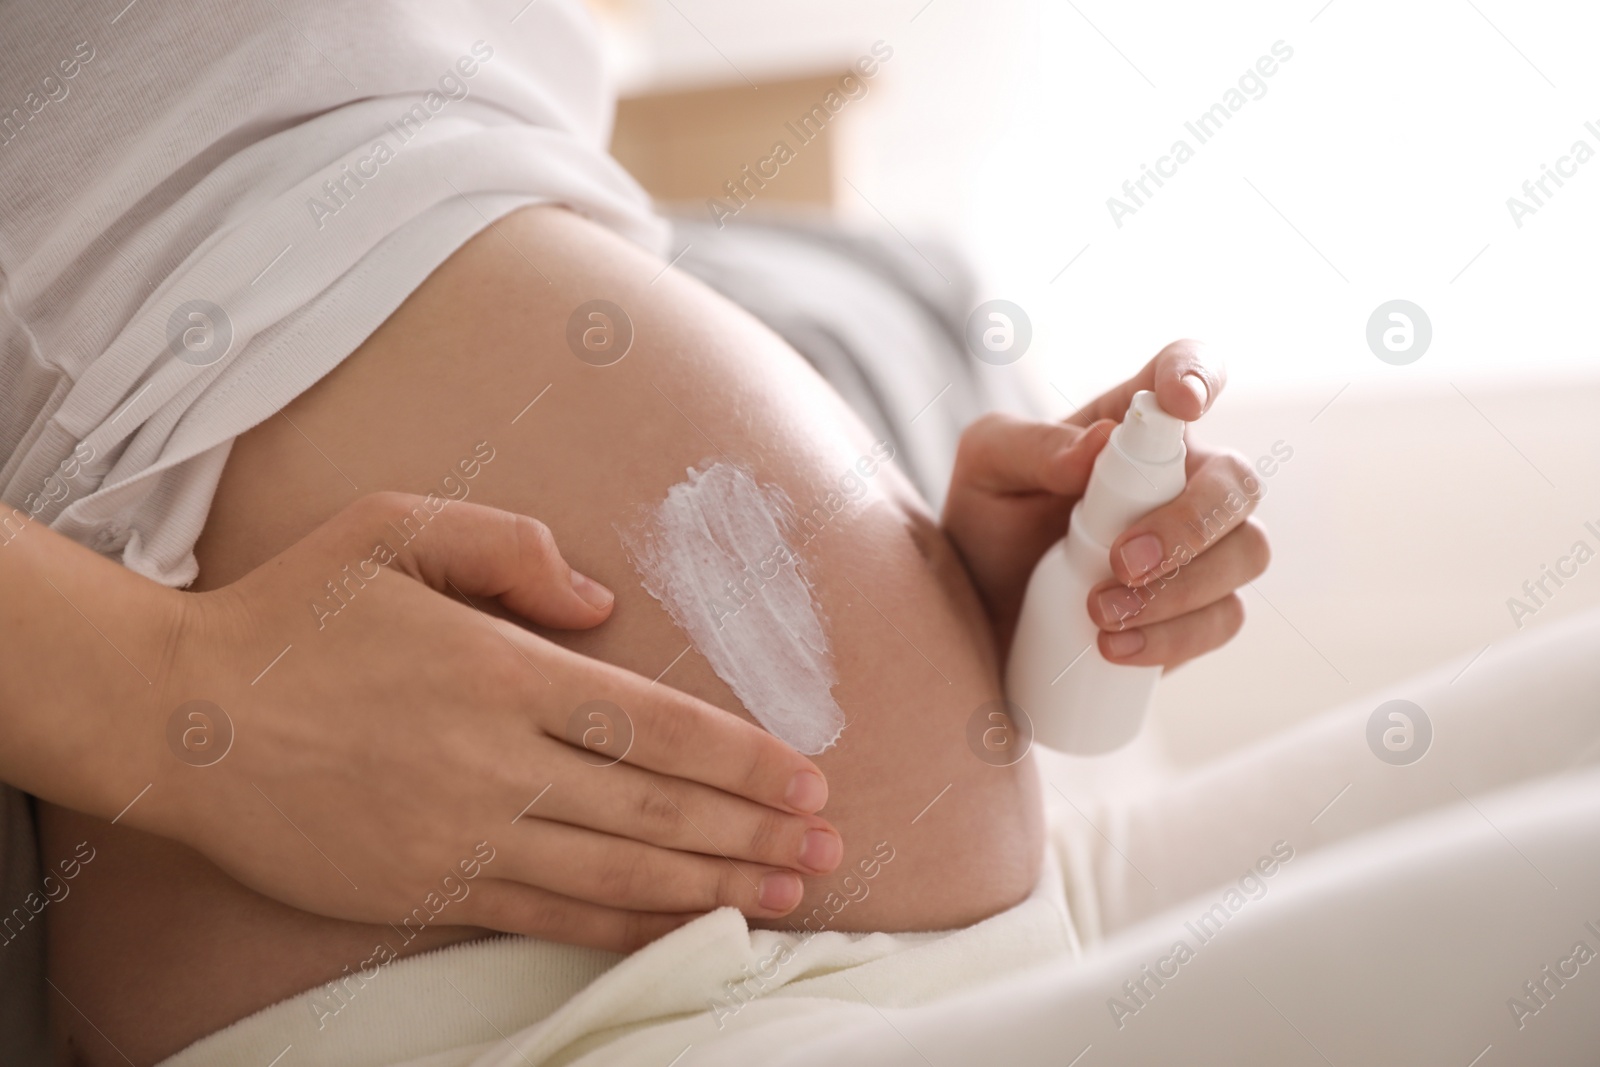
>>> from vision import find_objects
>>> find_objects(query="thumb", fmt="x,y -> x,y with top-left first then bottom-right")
343,492 -> 614,630
953,413 -> 1114,497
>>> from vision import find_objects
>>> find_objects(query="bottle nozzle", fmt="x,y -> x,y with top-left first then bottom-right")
1117,390 -> 1186,463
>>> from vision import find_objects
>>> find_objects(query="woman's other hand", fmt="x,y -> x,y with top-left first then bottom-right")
941,339 -> 1270,670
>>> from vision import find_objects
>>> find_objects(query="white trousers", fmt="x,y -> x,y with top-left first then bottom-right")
772,608 -> 1600,1066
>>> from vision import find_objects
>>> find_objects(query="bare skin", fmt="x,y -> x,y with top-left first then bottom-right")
40,206 -> 1044,1064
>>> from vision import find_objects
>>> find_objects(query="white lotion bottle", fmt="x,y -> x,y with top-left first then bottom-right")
1005,390 -> 1189,754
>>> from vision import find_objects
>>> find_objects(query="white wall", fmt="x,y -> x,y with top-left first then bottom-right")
605,0 -> 1599,387
601,0 -> 1600,763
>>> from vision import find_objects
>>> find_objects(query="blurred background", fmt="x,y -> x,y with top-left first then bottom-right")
586,0 -> 1600,770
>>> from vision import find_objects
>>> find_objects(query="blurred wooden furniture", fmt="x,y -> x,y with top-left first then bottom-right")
611,74 -> 852,211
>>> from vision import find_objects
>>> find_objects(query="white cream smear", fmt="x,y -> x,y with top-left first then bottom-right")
619,461 -> 846,755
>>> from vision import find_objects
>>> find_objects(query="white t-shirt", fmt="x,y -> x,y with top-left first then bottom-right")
0,0 -> 666,585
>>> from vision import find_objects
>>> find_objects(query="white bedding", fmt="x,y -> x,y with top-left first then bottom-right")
768,766 -> 1600,1066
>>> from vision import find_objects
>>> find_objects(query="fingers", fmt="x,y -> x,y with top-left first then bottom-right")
533,755 -> 842,874
464,878 -> 699,953
498,819 -> 807,917
541,655 -> 831,816
1109,449 -> 1264,586
1066,339 -> 1227,427
951,413 -> 1113,497
1089,518 -> 1270,630
1098,591 -> 1247,668
1152,340 -> 1226,423
345,492 -> 614,630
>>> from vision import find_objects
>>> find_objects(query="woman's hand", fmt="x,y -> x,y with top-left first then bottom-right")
941,339 -> 1270,670
1,494 -> 838,953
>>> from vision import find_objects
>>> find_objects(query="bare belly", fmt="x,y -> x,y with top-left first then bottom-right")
40,205 -> 1043,1064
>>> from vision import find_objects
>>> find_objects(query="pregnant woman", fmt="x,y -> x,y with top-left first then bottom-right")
36,193 -> 1261,1060
0,1 -> 1262,1059
22,2 -> 1590,1066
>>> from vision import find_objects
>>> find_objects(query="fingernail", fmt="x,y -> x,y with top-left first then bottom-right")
1104,629 -> 1146,658
1180,372 -> 1209,412
570,570 -> 613,610
1097,587 -> 1145,628
785,771 -> 828,813
799,829 -> 842,872
759,871 -> 803,912
1120,534 -> 1164,578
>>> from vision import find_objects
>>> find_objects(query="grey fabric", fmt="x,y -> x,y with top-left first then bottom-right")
672,214 -> 1040,510
0,785 -> 46,1067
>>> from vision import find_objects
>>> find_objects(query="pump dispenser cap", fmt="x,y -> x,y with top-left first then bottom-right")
1117,390 -> 1186,463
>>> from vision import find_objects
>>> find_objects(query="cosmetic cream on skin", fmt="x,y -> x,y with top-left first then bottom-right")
1006,390 -> 1188,754
620,461 -> 846,756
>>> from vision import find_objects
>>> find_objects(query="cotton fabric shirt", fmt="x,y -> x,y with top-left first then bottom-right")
0,0 -> 666,586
